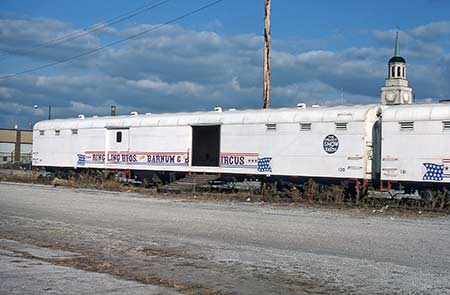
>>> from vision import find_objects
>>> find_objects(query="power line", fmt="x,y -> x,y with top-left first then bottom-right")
0,0 -> 224,80
0,0 -> 171,61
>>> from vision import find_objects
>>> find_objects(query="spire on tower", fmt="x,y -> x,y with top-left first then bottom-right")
394,31 -> 400,57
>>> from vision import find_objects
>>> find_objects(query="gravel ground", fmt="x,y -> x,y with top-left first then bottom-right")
0,182 -> 449,294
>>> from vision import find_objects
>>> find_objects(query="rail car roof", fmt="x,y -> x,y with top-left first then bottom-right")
34,104 -> 381,130
382,103 -> 450,122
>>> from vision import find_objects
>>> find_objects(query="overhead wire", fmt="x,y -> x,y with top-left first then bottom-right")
0,0 -> 224,80
0,0 -> 171,61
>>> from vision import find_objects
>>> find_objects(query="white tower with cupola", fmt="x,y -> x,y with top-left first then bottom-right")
381,32 -> 413,105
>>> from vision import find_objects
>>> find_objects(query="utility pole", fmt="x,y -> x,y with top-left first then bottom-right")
263,0 -> 271,109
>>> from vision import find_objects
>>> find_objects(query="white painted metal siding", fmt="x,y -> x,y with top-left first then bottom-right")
33,105 -> 380,179
381,104 -> 450,183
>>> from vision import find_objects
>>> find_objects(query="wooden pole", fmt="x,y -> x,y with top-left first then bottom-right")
263,0 -> 271,108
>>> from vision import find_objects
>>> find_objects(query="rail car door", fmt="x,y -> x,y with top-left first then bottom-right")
105,128 -> 130,165
371,119 -> 382,181
191,125 -> 221,167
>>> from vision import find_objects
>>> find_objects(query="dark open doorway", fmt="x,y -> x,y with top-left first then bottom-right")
191,125 -> 221,167
372,118 -> 382,181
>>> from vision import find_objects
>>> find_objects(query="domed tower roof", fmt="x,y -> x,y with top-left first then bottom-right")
388,32 -> 405,64
389,56 -> 406,63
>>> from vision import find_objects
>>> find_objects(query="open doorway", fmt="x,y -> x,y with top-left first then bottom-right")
191,125 -> 220,167
371,119 -> 382,181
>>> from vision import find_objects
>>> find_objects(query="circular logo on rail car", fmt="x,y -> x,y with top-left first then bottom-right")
323,134 -> 339,154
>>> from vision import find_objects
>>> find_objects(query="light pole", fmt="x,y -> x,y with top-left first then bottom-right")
34,105 -> 51,120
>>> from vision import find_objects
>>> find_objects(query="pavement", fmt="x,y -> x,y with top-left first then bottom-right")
0,239 -> 178,295
0,182 -> 449,294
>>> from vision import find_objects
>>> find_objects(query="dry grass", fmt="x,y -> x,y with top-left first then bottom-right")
1,172 -> 448,213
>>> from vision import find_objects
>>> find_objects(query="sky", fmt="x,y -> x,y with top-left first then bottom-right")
1,0 -> 450,129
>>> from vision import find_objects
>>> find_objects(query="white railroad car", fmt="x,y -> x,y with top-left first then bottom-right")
381,103 -> 450,188
32,104 -> 381,182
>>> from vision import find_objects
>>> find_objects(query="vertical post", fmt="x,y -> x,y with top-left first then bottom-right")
111,105 -> 116,116
48,105 -> 51,120
263,0 -> 271,109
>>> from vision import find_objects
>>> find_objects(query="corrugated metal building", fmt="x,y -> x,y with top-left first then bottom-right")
0,129 -> 32,163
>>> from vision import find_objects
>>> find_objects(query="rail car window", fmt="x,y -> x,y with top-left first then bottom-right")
55,130 -> 60,136
71,129 -> 78,135
443,121 -> 450,131
300,123 -> 312,131
39,130 -> 44,136
192,125 -> 220,167
266,123 -> 277,131
116,131 -> 122,143
335,122 -> 347,131
399,121 -> 414,131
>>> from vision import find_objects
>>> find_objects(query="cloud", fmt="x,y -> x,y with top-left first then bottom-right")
0,17 -> 100,62
1,17 -> 450,129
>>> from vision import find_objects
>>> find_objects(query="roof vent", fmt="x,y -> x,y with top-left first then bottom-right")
300,123 -> 312,131
228,108 -> 237,111
297,103 -> 306,109
312,104 -> 320,108
78,115 -> 85,119
130,112 -> 138,116
93,115 -> 98,118
399,121 -> 414,131
145,112 -> 152,115
335,122 -> 348,131
443,121 -> 450,131
214,107 -> 222,112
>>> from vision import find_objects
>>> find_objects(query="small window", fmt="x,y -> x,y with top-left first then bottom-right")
391,66 -> 395,77
335,122 -> 348,131
116,131 -> 122,143
402,67 -> 405,78
399,121 -> 414,131
443,121 -> 450,131
71,129 -> 78,135
39,130 -> 44,136
300,123 -> 312,131
2,156 -> 7,162
265,123 -> 277,131
55,130 -> 60,136
397,66 -> 401,77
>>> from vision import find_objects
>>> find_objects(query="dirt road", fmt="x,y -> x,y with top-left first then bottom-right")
0,182 -> 449,294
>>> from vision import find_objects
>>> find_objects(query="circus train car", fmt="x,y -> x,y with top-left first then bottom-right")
380,103 -> 450,194
32,104 -> 382,187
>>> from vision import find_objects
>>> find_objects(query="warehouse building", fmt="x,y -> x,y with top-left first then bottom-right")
0,129 -> 32,164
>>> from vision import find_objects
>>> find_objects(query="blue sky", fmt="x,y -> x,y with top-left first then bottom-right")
1,0 -> 450,128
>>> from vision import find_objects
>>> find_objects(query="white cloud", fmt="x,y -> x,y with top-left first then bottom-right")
0,18 -> 450,128
128,78 -> 206,96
